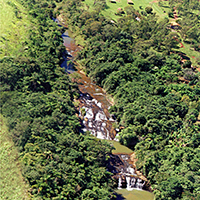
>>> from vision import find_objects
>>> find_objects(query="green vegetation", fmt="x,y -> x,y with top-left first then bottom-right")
84,0 -> 169,21
180,41 -> 200,66
0,115 -> 30,200
1,0 -> 199,199
0,0 -> 114,199
58,0 -> 200,199
0,0 -> 30,58
116,188 -> 154,200
168,0 -> 200,66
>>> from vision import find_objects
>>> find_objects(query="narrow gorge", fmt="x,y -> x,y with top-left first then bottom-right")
57,18 -> 153,197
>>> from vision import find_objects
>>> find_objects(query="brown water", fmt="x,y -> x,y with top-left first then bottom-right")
62,30 -> 118,140
61,27 -> 153,198
62,30 -> 112,108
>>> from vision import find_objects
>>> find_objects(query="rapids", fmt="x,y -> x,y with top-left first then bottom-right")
56,18 -> 153,199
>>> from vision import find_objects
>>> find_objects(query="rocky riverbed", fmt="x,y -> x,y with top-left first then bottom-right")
58,21 -> 151,193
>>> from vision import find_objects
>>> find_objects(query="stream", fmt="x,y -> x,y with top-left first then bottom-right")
56,19 -> 154,199
61,28 -> 119,141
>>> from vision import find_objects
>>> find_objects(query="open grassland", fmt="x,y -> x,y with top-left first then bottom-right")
84,0 -> 170,21
115,188 -> 154,200
84,0 -> 199,66
0,115 -> 30,200
180,42 -> 200,67
110,140 -> 133,154
0,0 -> 30,58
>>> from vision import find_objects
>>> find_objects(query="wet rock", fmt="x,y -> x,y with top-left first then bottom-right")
84,117 -> 88,122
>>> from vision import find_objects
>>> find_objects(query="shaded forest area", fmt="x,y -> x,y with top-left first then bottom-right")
0,0 -> 199,199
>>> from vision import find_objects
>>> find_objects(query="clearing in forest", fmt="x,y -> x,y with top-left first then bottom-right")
84,0 -> 170,21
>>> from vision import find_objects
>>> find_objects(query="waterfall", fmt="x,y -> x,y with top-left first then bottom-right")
136,179 -> 146,190
126,176 -> 131,191
131,177 -> 136,187
118,177 -> 122,189
123,176 -> 146,191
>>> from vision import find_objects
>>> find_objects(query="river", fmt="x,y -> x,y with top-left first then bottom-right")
58,21 -> 154,200
61,28 -> 119,141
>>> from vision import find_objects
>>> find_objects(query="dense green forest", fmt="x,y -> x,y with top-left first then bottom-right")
168,0 -> 200,52
0,0 -> 114,199
56,0 -> 200,199
1,0 -> 200,199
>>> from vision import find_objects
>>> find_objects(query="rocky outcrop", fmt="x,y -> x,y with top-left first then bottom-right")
108,153 -> 150,191
78,92 -> 118,140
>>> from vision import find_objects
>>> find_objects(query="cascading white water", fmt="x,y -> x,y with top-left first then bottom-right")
118,177 -> 122,189
53,17 -> 152,200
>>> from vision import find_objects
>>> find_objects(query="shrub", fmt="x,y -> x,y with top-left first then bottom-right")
145,6 -> 153,14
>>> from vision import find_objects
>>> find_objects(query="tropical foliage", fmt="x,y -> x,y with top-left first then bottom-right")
56,0 -> 200,199
0,0 -> 114,199
1,0 -> 199,199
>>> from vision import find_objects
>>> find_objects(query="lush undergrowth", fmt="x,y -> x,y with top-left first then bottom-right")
0,0 -> 115,199
57,0 -> 199,66
0,115 -> 30,200
1,0 -> 199,199
57,0 -> 200,199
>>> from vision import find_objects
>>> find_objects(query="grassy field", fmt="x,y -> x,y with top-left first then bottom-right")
0,0 -> 30,58
109,140 -> 134,154
0,115 -> 31,200
0,1 -> 31,198
180,42 -> 200,67
115,189 -> 154,200
84,0 -> 170,21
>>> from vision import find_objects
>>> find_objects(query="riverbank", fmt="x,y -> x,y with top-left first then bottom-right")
115,189 -> 154,200
59,20 -> 154,200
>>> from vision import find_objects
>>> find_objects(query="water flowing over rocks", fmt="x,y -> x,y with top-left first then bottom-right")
78,92 -> 118,140
57,18 -> 149,192
108,153 -> 149,191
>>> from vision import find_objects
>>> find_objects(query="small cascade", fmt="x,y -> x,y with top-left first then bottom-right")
54,17 -> 150,193
136,179 -> 146,190
108,153 -> 148,191
126,176 -> 131,190
117,174 -> 146,191
118,177 -> 122,189
78,93 -> 119,140
131,177 -> 136,187
126,177 -> 145,191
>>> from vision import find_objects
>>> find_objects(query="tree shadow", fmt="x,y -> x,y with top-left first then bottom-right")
173,50 -> 190,60
104,5 -> 111,10
184,40 -> 191,44
113,192 -> 126,200
161,5 -> 170,8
